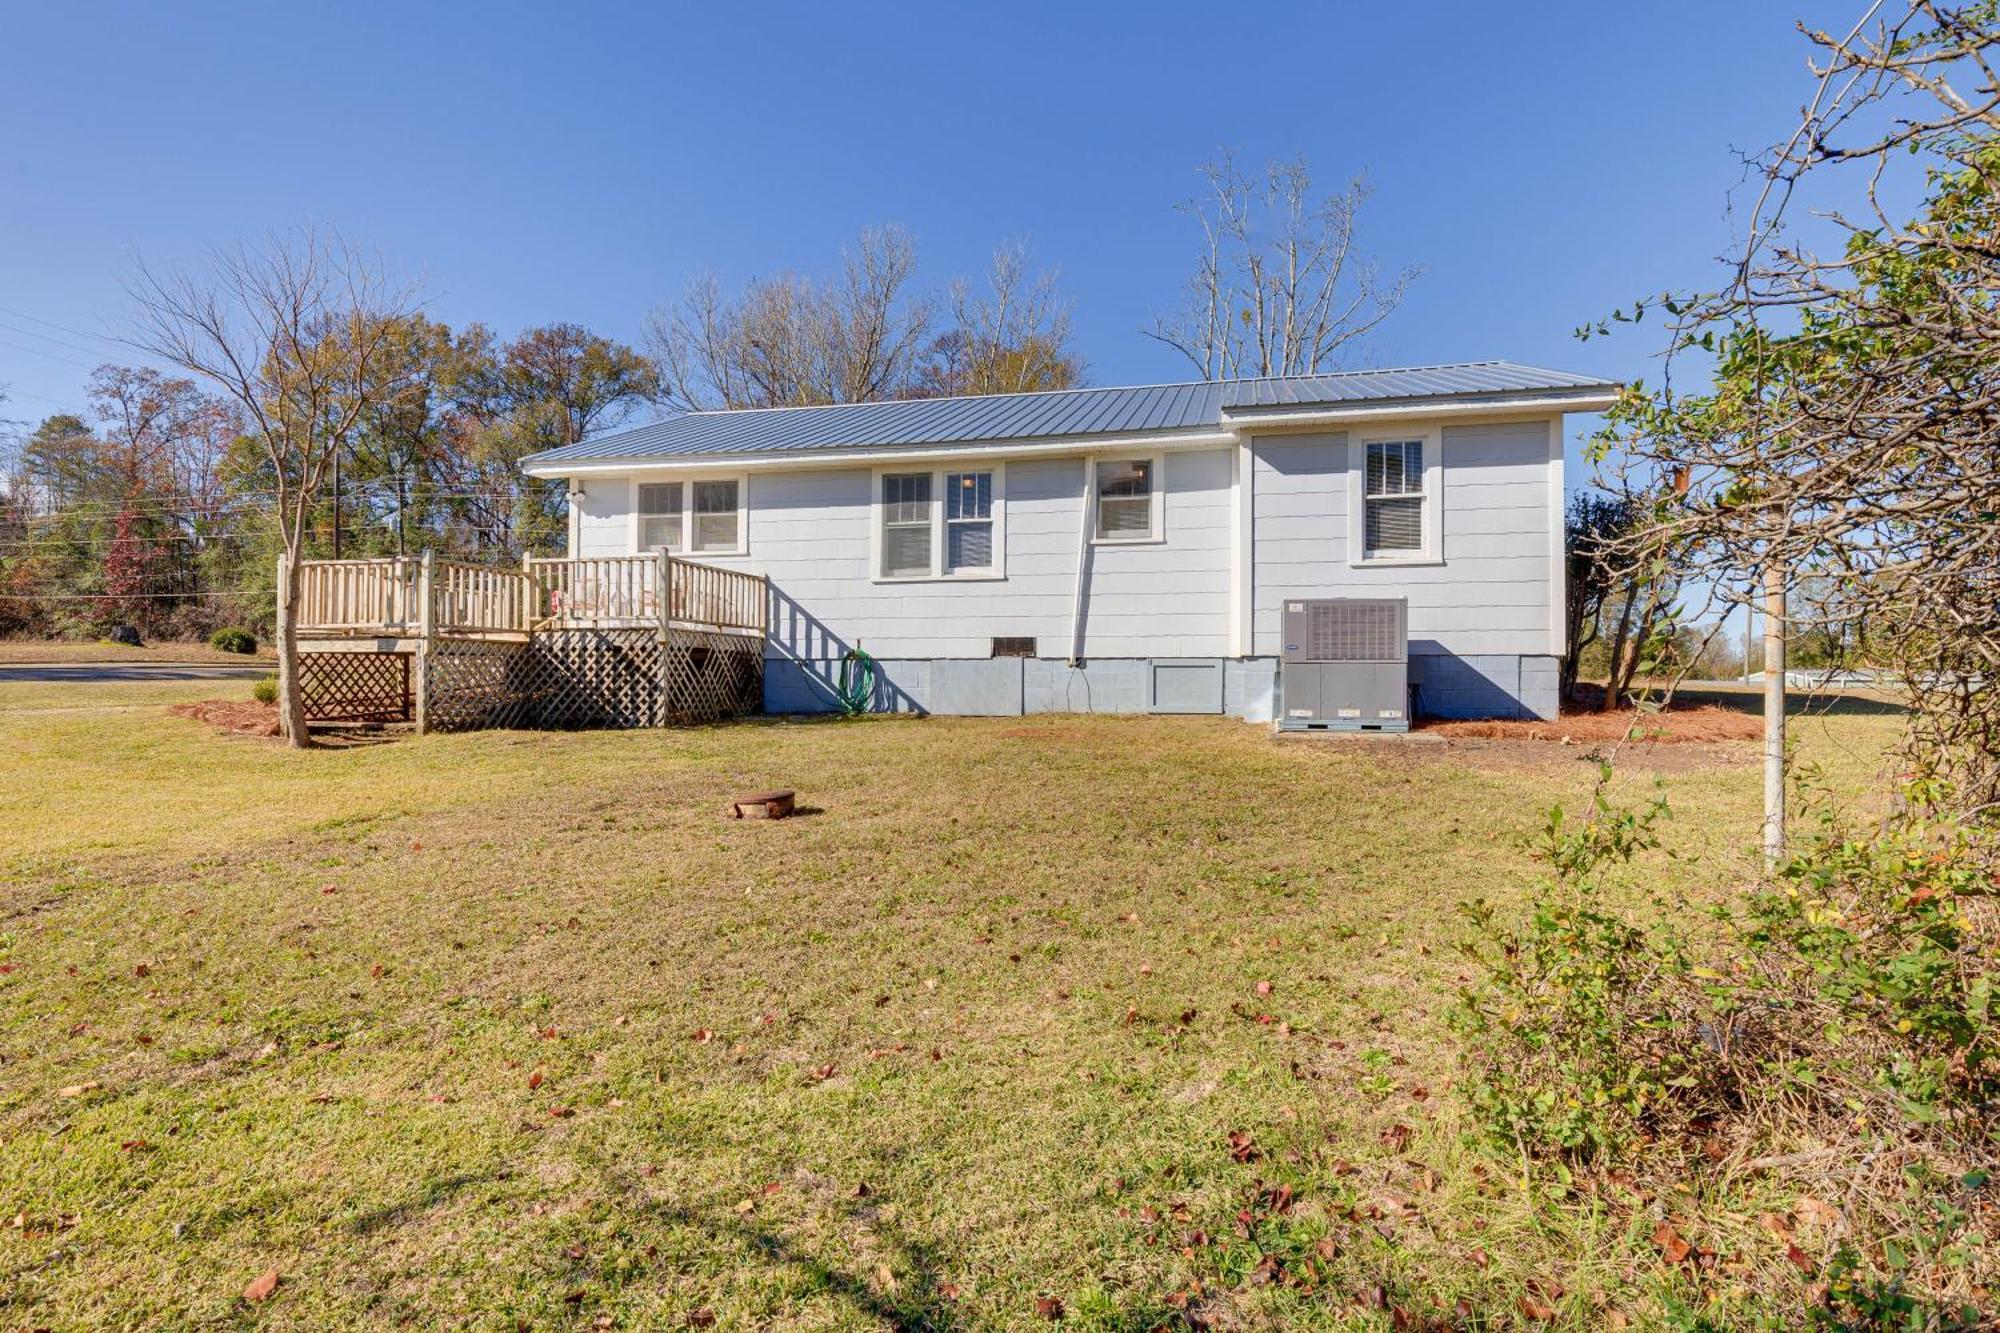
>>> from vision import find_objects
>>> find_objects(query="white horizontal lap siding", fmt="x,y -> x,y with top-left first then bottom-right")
572,477 -> 632,557
584,449 -> 1233,660
1249,420 -> 1559,657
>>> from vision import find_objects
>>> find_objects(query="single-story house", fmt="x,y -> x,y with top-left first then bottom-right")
519,361 -> 1619,722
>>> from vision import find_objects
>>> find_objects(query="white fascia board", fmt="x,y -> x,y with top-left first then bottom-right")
521,428 -> 1239,479
1219,391 -> 1620,431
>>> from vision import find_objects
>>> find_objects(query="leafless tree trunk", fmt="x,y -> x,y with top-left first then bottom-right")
1149,152 -> 1419,379
126,227 -> 418,747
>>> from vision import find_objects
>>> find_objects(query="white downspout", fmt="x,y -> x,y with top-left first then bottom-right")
1067,453 -> 1094,666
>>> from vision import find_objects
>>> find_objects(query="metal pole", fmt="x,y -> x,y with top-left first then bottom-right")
1762,563 -> 1787,868
1742,594 -> 1754,684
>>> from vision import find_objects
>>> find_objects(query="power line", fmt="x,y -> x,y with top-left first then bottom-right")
0,337 -> 98,372
0,319 -> 116,364
0,305 -> 127,349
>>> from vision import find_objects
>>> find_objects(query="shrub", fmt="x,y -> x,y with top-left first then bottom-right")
1453,769 -> 1998,1321
208,627 -> 257,655
252,675 -> 278,705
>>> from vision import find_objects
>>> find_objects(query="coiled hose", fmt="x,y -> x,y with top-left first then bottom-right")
835,644 -> 875,716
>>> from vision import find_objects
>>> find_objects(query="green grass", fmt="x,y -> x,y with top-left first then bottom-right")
0,681 -> 1902,1328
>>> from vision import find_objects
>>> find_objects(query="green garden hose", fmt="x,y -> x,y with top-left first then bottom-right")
835,644 -> 876,716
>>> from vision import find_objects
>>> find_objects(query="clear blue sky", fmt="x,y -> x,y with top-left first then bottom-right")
1,1 -> 1829,466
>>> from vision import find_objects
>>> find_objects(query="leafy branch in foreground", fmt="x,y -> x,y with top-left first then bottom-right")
1590,1 -> 2000,820
1454,769 -> 1999,1324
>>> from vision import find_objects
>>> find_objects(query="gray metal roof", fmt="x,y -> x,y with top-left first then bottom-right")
522,361 -> 1616,469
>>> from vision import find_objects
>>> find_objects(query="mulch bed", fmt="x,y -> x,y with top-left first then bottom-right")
169,699 -> 281,738
1422,704 -> 1762,744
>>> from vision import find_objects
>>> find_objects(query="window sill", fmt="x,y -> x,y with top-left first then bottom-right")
649,548 -> 750,560
1091,534 -> 1166,547
871,572 -> 1008,585
1350,556 -> 1445,569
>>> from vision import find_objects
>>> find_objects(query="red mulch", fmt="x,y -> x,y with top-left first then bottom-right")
1422,704 -> 1761,744
169,699 -> 281,738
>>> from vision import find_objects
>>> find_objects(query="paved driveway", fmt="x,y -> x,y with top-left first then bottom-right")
0,663 -> 272,684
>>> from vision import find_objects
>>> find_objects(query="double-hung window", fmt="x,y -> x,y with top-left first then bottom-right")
876,466 -> 1003,579
1363,440 -> 1425,557
636,476 -> 744,555
1094,457 -> 1159,541
880,472 -> 934,578
638,483 -> 683,551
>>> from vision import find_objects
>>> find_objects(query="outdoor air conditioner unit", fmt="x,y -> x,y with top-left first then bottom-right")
1278,597 -> 1409,733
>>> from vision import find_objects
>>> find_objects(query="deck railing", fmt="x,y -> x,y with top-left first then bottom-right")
297,557 -> 422,634
293,551 -> 767,638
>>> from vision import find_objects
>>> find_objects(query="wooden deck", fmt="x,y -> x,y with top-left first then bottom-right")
286,553 -> 768,733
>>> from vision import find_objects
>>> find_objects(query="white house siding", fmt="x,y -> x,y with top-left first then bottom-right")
1248,418 -> 1559,719
571,445 -> 1233,659
572,477 -> 633,557
1249,420 -> 1556,655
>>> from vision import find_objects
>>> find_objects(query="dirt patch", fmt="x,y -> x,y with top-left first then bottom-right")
169,699 -> 281,738
1423,705 -> 1762,745
0,639 -> 274,665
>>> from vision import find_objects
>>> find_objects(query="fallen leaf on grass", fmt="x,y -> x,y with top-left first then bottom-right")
1226,1130 -> 1260,1162
1256,980 -> 1273,996
1653,1222 -> 1692,1265
1378,1123 -> 1412,1153
57,1082 -> 101,1098
1034,1295 -> 1064,1319
1518,1294 -> 1555,1321
687,1310 -> 716,1328
242,1267 -> 280,1302
133,964 -> 149,978
1786,1242 -> 1815,1274
690,1028 -> 714,1044
938,1282 -> 962,1300
1758,1211 -> 1792,1242
527,1071 -> 544,1090
547,1105 -> 573,1119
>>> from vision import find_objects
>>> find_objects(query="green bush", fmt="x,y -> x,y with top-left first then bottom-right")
252,675 -> 278,705
1453,770 -> 1998,1321
208,627 -> 257,654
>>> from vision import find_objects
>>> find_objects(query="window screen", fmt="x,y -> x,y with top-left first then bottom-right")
638,482 -> 683,551
945,470 -> 994,571
691,480 -> 739,552
1095,459 -> 1153,539
1364,441 -> 1424,554
881,473 -> 933,577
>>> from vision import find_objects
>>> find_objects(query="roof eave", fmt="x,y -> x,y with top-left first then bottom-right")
520,425 -> 1240,479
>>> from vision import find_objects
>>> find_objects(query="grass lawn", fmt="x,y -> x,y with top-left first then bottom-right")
0,681 -> 1902,1329
0,640 -> 275,666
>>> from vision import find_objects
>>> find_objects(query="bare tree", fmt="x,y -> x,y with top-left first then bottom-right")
913,241 -> 1084,397
127,227 -> 419,746
649,226 -> 933,410
1150,152 -> 1419,380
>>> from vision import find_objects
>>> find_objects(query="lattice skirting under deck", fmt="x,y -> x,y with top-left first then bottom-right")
299,651 -> 412,723
419,628 -> 762,732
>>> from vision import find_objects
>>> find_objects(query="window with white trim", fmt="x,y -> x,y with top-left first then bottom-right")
875,466 -> 1003,579
880,472 -> 934,578
638,482 -> 683,551
636,476 -> 745,555
1094,458 -> 1156,541
944,470 -> 994,573
691,479 -> 740,553
1363,440 -> 1425,556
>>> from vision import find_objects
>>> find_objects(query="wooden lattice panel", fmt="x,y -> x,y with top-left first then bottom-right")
299,651 -> 411,723
661,628 -> 763,723
423,638 -> 533,732
526,629 -> 664,729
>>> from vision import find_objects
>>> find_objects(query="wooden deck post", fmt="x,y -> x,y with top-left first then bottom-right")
668,544 -> 684,728
414,549 -> 435,735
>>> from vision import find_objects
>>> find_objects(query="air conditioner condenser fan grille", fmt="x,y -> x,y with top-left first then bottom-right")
1306,601 -> 1401,661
